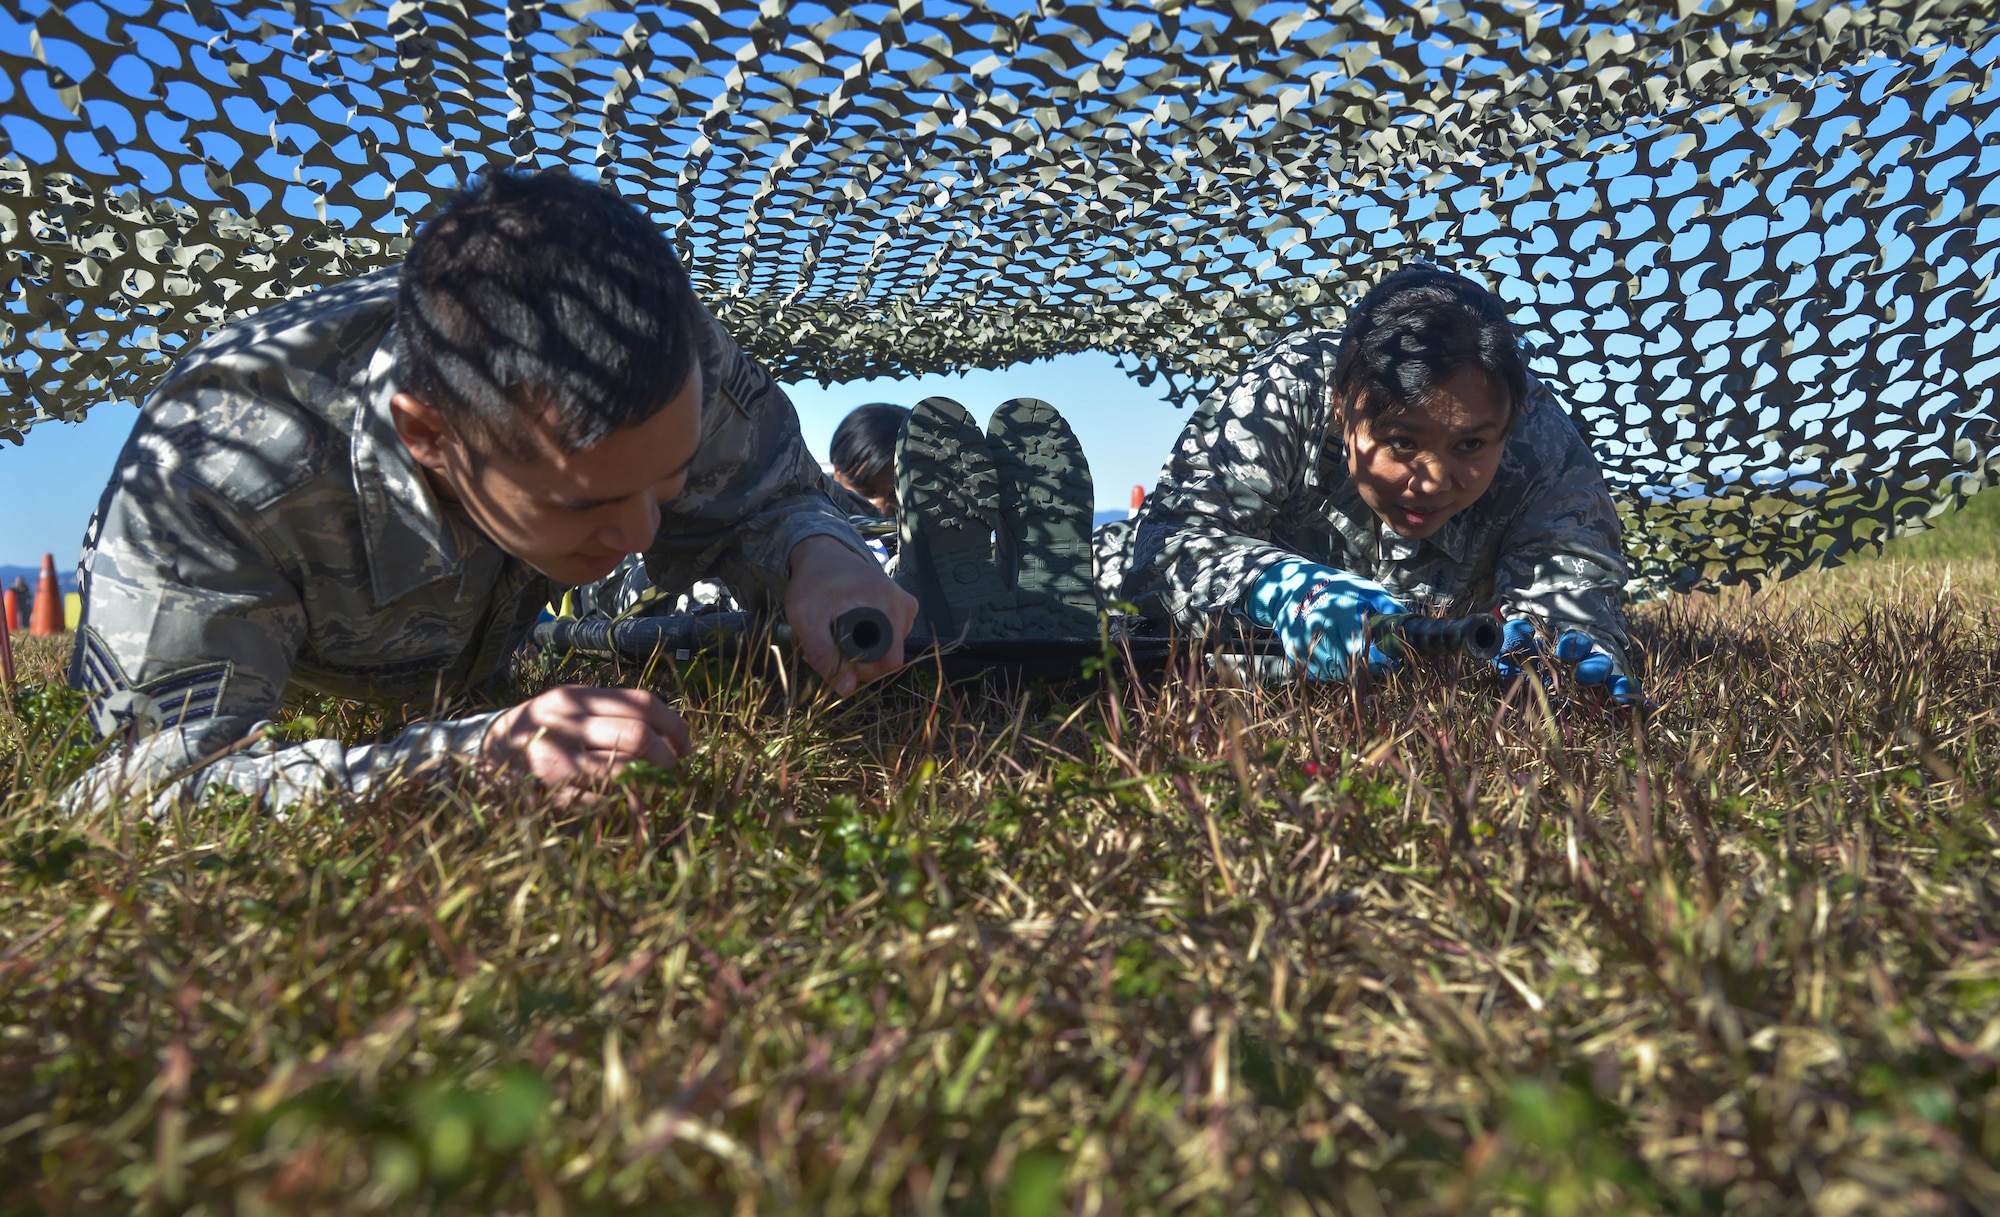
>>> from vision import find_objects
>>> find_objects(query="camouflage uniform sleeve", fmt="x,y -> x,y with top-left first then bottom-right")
1492,389 -> 1634,664
642,314 -> 870,608
1122,335 -> 1333,627
1091,518 -> 1136,606
65,433 -> 497,815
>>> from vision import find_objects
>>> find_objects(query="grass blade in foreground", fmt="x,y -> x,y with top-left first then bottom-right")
1,557 -> 1997,1213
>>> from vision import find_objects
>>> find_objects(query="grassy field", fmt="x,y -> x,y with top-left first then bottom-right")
1,503 -> 1996,1215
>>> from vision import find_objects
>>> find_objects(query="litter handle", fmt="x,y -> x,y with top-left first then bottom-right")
1369,612 -> 1504,661
833,606 -> 893,663
531,608 -> 897,665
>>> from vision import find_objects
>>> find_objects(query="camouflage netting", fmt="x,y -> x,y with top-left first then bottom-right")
1,0 -> 1996,589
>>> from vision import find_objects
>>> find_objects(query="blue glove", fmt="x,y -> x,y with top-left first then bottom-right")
1491,619 -> 1642,706
1555,630 -> 1643,706
1491,617 -> 1545,684
1244,559 -> 1405,681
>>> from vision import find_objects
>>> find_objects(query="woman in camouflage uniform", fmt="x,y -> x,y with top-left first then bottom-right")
1124,265 -> 1641,704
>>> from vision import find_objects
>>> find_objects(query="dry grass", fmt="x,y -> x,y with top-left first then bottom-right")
1,546 -> 1997,1214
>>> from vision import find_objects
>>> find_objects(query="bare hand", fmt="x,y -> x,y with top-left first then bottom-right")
481,686 -> 692,790
784,534 -> 919,695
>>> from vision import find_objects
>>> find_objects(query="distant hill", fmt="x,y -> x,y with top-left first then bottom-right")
0,564 -> 78,595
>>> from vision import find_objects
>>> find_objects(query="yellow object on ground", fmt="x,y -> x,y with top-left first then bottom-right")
64,592 -> 80,630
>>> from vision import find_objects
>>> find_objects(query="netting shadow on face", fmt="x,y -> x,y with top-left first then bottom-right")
1,0 -> 1994,591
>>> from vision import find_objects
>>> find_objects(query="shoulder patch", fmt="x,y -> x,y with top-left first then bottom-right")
72,626 -> 231,736
144,661 -> 232,731
72,625 -> 131,704
718,350 -> 773,415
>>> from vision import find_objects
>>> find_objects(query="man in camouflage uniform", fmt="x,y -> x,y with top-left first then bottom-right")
1124,267 -> 1638,697
68,170 -> 916,813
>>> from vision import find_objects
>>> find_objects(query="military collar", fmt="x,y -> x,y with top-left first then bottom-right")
1423,509 -> 1472,564
1364,500 -> 1471,566
351,336 -> 463,609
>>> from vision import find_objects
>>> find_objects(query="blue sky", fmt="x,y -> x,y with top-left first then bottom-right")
0,351 -> 1190,568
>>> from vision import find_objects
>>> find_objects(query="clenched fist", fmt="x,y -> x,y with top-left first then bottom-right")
784,534 -> 919,696
481,685 -> 692,791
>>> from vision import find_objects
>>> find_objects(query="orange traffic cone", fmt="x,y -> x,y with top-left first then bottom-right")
1128,484 -> 1145,518
29,554 -> 62,636
0,587 -> 14,686
1,590 -> 14,634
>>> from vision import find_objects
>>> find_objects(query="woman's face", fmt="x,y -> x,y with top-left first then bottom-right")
836,466 -> 897,516
1343,365 -> 1510,539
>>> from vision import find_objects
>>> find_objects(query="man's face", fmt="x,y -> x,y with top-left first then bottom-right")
394,369 -> 703,586
1343,365 -> 1509,540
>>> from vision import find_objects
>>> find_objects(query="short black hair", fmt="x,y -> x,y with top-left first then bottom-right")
829,402 -> 910,487
396,168 -> 704,458
1332,265 -> 1529,429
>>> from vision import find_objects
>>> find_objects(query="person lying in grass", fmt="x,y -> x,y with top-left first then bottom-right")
1123,264 -> 1641,704
830,401 -> 910,518
66,168 -> 917,813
